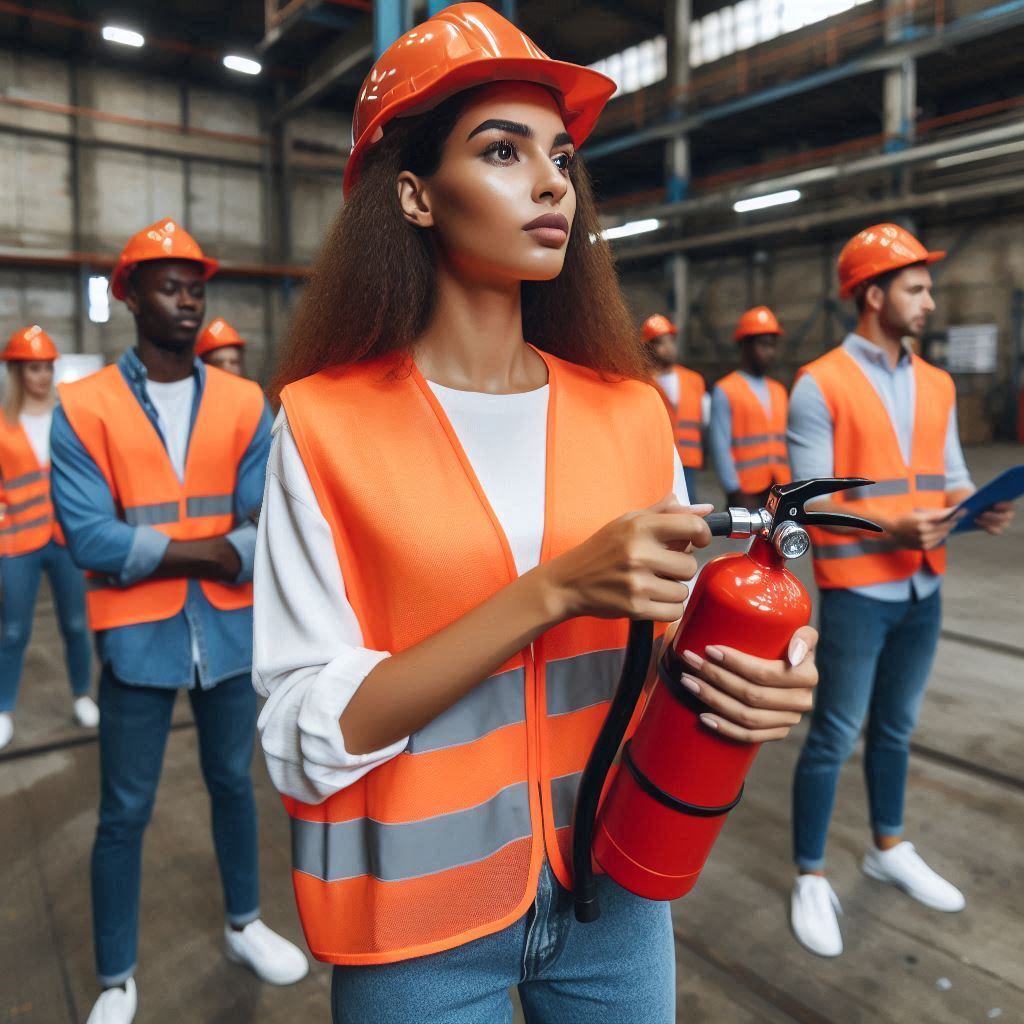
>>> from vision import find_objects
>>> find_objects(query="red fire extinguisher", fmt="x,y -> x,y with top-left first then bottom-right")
572,477 -> 882,921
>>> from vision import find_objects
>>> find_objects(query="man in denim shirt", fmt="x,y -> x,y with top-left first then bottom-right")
51,219 -> 307,1024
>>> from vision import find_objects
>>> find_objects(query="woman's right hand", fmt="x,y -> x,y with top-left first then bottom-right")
541,495 -> 713,623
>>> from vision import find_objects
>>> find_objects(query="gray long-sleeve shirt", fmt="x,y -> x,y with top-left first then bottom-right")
787,333 -> 973,602
709,371 -> 773,495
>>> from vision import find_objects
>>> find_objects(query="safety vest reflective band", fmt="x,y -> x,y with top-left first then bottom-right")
799,347 -> 952,589
716,372 -> 791,493
653,365 -> 705,469
57,364 -> 264,630
0,418 -> 63,557
280,349 -> 674,965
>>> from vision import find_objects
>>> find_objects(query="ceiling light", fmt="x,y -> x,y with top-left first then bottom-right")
102,26 -> 144,48
934,141 -> 1024,169
224,55 -> 262,76
733,189 -> 801,213
601,218 -> 661,241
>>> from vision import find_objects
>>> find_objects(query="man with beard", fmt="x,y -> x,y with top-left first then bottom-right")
50,219 -> 307,1024
785,223 -> 1013,958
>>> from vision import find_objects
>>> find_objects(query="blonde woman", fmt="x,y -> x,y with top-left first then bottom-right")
0,326 -> 97,750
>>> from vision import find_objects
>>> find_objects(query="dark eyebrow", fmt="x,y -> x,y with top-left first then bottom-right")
467,119 -> 533,141
553,132 -> 574,148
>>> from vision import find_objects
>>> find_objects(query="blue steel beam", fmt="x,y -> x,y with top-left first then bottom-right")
585,0 -> 1024,162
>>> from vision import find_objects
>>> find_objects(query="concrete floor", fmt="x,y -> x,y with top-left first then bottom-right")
2,445 -> 1021,1023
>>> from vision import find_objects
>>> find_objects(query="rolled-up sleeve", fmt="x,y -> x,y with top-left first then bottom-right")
50,405 -> 166,583
253,411 -> 407,805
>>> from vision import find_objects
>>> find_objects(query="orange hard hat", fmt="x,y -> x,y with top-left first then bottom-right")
111,218 -> 219,301
837,223 -> 945,300
642,314 -> 678,342
344,2 -> 616,197
196,317 -> 246,357
2,325 -> 59,362
734,306 -> 783,342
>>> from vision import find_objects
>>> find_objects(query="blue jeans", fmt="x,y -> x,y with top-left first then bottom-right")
91,666 -> 260,985
792,587 -> 942,871
331,861 -> 675,1024
683,466 -> 698,505
0,539 -> 92,712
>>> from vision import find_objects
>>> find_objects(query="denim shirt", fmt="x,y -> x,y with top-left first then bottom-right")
50,348 -> 272,689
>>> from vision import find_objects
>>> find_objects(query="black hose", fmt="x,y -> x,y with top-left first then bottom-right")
572,618 -> 654,923
704,511 -> 733,536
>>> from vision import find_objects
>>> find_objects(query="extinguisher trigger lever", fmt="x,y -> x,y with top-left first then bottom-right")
802,510 -> 884,533
767,477 -> 882,534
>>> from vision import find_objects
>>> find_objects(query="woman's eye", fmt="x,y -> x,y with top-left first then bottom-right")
486,139 -> 519,164
553,152 -> 575,172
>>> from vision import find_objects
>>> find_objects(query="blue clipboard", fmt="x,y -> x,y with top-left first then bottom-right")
946,464 -> 1024,534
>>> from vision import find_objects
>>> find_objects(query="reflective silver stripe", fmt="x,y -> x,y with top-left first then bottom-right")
813,538 -> 901,560
916,474 -> 946,492
408,667 -> 525,754
845,478 -> 909,501
551,771 -> 582,830
186,495 -> 234,518
4,469 -> 48,489
675,439 -> 703,449
291,780 -> 532,883
735,454 -> 781,471
731,433 -> 787,448
0,513 -> 52,535
123,502 -> 180,526
546,648 -> 625,717
5,494 -> 48,516
676,419 -> 702,430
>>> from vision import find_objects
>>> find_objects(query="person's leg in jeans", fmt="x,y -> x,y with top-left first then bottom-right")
863,590 -> 942,842
0,546 -> 44,712
91,666 -> 177,985
188,673 -> 260,925
41,540 -> 92,697
683,466 -> 699,505
792,589 -> 898,871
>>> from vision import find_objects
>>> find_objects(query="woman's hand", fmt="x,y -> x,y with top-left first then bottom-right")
677,625 -> 819,743
541,495 -> 713,624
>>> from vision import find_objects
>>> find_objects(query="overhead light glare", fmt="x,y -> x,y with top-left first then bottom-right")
224,55 -> 262,76
733,189 -> 801,213
101,26 -> 144,48
601,218 -> 661,241
934,141 -> 1024,169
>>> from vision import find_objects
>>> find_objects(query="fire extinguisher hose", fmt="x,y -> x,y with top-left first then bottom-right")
572,618 -> 654,922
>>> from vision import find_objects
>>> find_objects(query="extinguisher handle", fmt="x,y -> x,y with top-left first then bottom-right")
704,512 -> 735,537
572,618 -> 654,923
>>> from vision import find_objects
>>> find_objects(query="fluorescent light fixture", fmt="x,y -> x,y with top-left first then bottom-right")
934,140 -> 1024,169
87,275 -> 111,324
101,26 -> 144,48
224,55 -> 262,76
601,218 -> 661,241
733,189 -> 801,213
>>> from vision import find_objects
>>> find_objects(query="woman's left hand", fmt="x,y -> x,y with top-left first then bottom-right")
678,625 -> 818,743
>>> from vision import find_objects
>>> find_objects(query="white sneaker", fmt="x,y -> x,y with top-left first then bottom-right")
790,875 -> 844,957
225,919 -> 309,985
85,978 -> 137,1024
0,713 -> 12,751
862,841 -> 965,912
73,695 -> 100,728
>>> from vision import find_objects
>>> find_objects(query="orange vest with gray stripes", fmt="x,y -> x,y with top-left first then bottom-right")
654,365 -> 705,468
0,417 -> 63,557
717,371 -> 791,493
799,347 -> 951,589
57,364 -> 263,631
279,349 -> 674,966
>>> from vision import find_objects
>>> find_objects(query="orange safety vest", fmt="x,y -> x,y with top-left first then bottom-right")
799,347 -> 951,589
716,371 -> 791,493
58,364 -> 264,631
280,348 -> 674,966
0,416 -> 63,557
653,365 -> 705,469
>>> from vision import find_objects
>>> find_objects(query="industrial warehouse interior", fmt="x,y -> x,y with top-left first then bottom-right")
1,1 -> 1022,1022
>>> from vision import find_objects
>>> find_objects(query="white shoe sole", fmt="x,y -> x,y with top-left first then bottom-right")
862,860 -> 965,912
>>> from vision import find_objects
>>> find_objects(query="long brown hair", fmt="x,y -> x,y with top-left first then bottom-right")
270,88 -> 645,403
2,363 -> 25,427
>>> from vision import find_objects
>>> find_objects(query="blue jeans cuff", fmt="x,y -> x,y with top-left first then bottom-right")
227,907 -> 261,929
795,857 -> 826,872
97,964 -> 135,988
872,822 -> 904,837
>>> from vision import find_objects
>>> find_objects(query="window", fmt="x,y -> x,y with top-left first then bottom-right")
88,275 -> 110,324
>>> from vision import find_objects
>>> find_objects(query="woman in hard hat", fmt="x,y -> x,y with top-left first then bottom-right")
0,326 -> 97,750
254,5 -> 819,1021
196,317 -> 247,377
